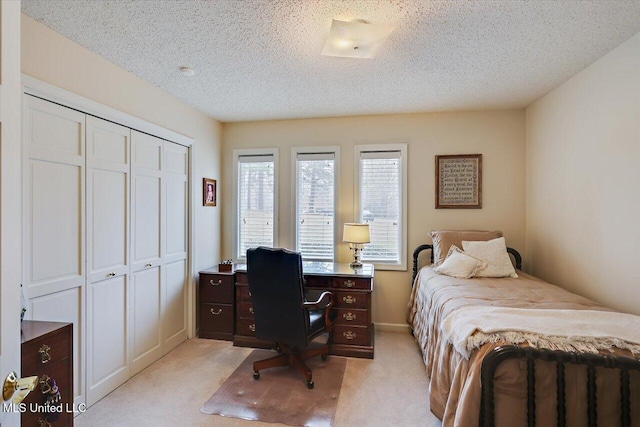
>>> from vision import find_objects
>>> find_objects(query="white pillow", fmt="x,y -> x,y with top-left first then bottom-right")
462,237 -> 518,278
434,245 -> 485,279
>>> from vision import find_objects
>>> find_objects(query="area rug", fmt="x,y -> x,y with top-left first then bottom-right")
201,349 -> 347,427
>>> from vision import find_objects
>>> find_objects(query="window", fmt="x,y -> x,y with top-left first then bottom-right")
355,144 -> 407,270
293,148 -> 339,261
234,149 -> 278,260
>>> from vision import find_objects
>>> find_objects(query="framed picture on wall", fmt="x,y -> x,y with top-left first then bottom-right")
203,178 -> 217,207
435,154 -> 482,209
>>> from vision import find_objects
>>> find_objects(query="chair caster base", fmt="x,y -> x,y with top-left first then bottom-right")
307,379 -> 314,389
253,371 -> 260,380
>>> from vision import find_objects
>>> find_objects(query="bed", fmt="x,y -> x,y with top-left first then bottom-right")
408,235 -> 640,427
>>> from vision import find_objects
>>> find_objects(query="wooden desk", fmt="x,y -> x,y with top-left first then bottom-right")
199,262 -> 375,359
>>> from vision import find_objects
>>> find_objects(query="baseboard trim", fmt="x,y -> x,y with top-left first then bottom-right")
374,323 -> 412,334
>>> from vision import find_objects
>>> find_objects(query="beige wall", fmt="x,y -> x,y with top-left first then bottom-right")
526,31 -> 640,315
222,111 -> 526,327
21,15 -> 222,273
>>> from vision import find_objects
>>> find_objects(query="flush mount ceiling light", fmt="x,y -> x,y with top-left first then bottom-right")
321,19 -> 394,59
179,66 -> 195,77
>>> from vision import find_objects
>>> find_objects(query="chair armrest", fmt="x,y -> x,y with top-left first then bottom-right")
302,291 -> 333,310
302,291 -> 334,330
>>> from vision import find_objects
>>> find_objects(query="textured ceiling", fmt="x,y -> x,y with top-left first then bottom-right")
21,0 -> 640,122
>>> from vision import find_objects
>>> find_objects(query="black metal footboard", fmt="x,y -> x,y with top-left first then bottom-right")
480,345 -> 640,427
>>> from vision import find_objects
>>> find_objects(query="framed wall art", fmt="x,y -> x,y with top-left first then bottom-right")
435,154 -> 482,209
203,178 -> 217,207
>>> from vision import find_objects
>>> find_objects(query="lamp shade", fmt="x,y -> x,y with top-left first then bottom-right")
343,223 -> 370,244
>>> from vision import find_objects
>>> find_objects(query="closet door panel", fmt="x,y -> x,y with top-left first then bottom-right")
88,169 -> 127,281
164,259 -> 187,350
86,116 -> 130,407
130,131 -> 164,372
165,178 -> 187,259
162,142 -> 188,352
130,266 -> 162,375
132,131 -> 162,270
29,161 -> 82,290
132,175 -> 161,263
24,95 -> 85,299
86,275 -> 128,406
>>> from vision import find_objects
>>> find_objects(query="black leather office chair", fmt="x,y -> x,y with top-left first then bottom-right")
247,247 -> 336,389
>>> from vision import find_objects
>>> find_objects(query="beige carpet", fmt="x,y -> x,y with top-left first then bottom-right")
75,330 -> 442,427
201,349 -> 346,426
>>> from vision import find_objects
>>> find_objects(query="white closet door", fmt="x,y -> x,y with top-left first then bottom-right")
163,142 -> 188,352
85,116 -> 130,406
23,95 -> 86,407
130,131 -> 163,375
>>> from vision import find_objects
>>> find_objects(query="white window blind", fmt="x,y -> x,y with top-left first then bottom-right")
359,151 -> 402,263
295,152 -> 335,260
237,154 -> 275,259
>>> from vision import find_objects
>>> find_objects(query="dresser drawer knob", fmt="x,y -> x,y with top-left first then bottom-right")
249,307 -> 254,314
343,331 -> 356,340
249,324 -> 256,332
343,312 -> 356,321
343,295 -> 356,304
344,279 -> 355,288
210,279 -> 222,286
210,308 -> 222,315
38,417 -> 52,427
248,290 -> 252,297
39,344 -> 51,364
145,263 -> 152,267
107,272 -> 116,277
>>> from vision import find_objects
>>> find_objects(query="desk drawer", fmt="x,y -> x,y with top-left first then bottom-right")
238,301 -> 255,318
333,291 -> 368,309
236,272 -> 248,285
305,275 -> 331,288
236,285 -> 252,301
334,308 -> 368,327
333,325 -> 370,346
22,331 -> 70,375
332,277 -> 371,290
237,318 -> 257,337
200,274 -> 234,304
200,303 -> 233,333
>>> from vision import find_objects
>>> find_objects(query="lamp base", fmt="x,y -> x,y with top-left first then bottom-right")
349,244 -> 364,269
349,261 -> 363,269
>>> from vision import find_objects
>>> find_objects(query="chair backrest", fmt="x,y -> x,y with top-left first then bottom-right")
246,247 -> 309,349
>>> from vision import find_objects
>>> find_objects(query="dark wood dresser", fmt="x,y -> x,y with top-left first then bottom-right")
199,262 -> 375,359
198,266 -> 235,340
21,320 -> 73,427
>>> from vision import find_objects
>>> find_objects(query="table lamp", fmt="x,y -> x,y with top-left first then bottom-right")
343,223 -> 370,269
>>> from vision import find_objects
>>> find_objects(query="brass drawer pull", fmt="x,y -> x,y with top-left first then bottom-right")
344,279 -> 355,288
210,279 -> 222,286
39,344 -> 51,364
343,295 -> 356,304
249,307 -> 254,314
343,312 -> 356,321
38,417 -> 52,427
210,308 -> 222,315
343,331 -> 356,340
249,324 -> 255,332
248,290 -> 252,297
107,272 -> 116,277
39,374 -> 52,394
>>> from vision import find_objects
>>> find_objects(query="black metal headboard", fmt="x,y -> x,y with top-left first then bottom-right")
412,244 -> 522,284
